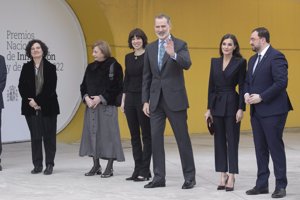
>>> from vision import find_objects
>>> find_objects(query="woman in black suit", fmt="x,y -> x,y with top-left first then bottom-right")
205,34 -> 246,191
18,39 -> 60,175
121,28 -> 152,181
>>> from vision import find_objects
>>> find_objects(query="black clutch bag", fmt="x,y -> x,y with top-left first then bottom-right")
206,117 -> 214,135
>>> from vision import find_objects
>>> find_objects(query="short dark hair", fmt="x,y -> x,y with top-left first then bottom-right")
25,39 -> 48,59
128,28 -> 148,49
252,27 -> 270,43
219,34 -> 242,58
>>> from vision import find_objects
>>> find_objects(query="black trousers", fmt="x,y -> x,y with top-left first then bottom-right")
125,93 -> 151,177
0,109 -> 2,161
25,111 -> 57,168
251,111 -> 288,189
213,116 -> 240,174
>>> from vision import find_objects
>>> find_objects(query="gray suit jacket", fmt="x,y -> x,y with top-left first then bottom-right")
0,55 -> 7,109
142,35 -> 191,112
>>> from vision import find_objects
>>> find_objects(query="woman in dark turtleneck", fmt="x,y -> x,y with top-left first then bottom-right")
79,40 -> 124,178
121,28 -> 152,181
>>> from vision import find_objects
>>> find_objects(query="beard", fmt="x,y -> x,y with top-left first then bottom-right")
156,31 -> 168,40
251,45 -> 259,52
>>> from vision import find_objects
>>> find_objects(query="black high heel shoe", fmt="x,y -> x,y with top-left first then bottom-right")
225,178 -> 235,192
217,174 -> 228,190
101,169 -> 113,178
85,166 -> 102,176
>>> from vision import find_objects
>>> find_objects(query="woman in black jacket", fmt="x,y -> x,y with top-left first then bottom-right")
205,34 -> 246,191
18,39 -> 60,175
79,40 -> 125,178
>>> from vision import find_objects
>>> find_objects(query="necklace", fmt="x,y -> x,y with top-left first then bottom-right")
134,49 -> 145,60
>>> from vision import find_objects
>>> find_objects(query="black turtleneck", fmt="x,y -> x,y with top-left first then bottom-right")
123,52 -> 144,93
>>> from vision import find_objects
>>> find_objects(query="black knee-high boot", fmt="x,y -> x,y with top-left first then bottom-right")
101,159 -> 113,178
85,157 -> 101,176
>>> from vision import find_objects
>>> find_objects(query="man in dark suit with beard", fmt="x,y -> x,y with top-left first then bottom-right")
244,27 -> 293,198
142,13 -> 196,189
0,54 -> 7,171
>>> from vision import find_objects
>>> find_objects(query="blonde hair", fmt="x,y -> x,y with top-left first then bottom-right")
92,40 -> 111,58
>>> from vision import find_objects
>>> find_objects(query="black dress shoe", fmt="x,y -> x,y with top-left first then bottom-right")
126,176 -> 137,181
271,188 -> 286,198
144,180 -> 166,188
31,166 -> 43,174
246,186 -> 269,195
134,176 -> 150,182
85,166 -> 102,176
44,165 -> 53,175
182,180 -> 196,189
125,171 -> 138,180
101,169 -> 113,178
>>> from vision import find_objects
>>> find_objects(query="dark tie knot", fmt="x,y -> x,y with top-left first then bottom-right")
257,55 -> 261,63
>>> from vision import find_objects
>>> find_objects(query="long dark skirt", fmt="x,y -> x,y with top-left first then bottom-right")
79,104 -> 125,162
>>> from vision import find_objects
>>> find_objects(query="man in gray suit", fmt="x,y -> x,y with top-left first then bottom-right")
0,55 -> 7,171
142,14 -> 196,189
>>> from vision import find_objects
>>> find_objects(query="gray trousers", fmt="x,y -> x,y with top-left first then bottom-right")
150,94 -> 195,182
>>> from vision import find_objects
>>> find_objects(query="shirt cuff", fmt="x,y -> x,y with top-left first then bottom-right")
171,53 -> 177,60
244,93 -> 249,98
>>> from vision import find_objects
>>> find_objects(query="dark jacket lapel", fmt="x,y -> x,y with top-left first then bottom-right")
252,46 -> 272,79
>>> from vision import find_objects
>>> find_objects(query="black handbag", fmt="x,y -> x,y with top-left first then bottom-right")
109,62 -> 122,107
206,117 -> 214,135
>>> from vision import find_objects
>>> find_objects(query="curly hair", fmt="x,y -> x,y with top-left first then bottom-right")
25,39 -> 48,59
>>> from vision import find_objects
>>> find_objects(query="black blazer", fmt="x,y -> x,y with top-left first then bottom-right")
244,46 -> 293,117
18,58 -> 60,116
0,55 -> 7,109
207,56 -> 246,117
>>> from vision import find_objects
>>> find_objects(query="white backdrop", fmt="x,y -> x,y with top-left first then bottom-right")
0,0 -> 87,142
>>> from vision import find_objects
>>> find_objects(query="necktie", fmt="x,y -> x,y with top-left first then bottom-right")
252,54 -> 261,74
158,40 -> 165,70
